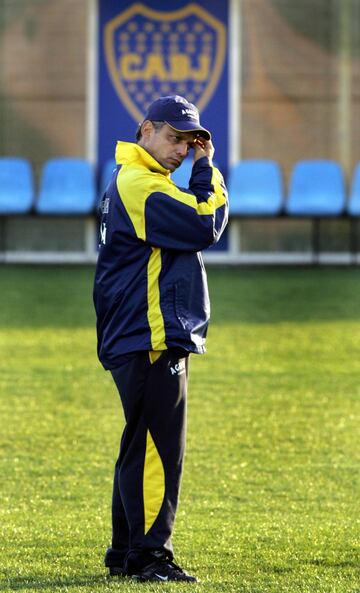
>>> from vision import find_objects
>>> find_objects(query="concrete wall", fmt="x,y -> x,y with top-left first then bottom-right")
0,0 -> 359,184
241,0 -> 360,181
0,0 -> 87,178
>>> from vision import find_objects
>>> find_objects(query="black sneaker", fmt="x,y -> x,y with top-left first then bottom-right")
131,554 -> 197,582
108,566 -> 126,577
104,546 -> 126,577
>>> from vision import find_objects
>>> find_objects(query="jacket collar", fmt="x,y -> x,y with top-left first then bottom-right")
115,141 -> 170,177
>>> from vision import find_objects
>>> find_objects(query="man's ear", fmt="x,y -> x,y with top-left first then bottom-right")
140,120 -> 153,140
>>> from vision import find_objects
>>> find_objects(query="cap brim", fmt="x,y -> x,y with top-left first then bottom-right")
166,121 -> 211,141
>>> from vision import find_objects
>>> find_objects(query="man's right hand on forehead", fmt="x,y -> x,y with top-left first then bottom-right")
193,136 -> 215,164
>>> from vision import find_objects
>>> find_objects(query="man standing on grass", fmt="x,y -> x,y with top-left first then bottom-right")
93,95 -> 228,582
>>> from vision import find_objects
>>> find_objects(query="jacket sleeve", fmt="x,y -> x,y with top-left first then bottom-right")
118,157 -> 228,252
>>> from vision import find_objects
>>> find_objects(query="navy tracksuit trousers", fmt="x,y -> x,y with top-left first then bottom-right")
108,348 -> 189,572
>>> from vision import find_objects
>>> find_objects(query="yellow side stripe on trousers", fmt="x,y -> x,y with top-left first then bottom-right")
143,430 -> 165,534
149,350 -> 163,364
147,247 -> 167,351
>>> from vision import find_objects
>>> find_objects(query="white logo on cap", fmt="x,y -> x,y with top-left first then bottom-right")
181,108 -> 197,119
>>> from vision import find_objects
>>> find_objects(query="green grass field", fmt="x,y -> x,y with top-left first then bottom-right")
0,265 -> 359,593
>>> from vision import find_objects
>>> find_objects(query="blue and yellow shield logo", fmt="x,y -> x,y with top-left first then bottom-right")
105,3 -> 226,122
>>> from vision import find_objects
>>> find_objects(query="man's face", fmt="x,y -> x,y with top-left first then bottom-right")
139,122 -> 198,172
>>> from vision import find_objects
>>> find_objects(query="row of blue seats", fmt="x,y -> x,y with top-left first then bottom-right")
173,158 -> 360,217
0,157 -> 97,215
1,157 -> 360,217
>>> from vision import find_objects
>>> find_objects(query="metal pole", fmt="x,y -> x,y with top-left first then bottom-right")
228,0 -> 242,259
337,0 -> 352,174
229,0 -> 241,167
86,0 -> 98,166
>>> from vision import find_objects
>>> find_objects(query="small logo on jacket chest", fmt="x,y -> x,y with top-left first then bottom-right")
100,222 -> 107,245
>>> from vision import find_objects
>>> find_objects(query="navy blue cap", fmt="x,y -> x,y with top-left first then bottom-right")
143,95 -> 211,140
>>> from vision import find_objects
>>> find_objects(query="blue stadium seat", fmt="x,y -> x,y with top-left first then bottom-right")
347,163 -> 360,216
0,157 -> 34,214
171,158 -> 221,188
286,160 -> 346,216
171,158 -> 193,188
36,158 -> 96,214
228,160 -> 283,216
100,159 -> 116,196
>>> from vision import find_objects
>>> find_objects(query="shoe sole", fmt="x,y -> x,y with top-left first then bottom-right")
108,567 -> 126,577
131,575 -> 197,583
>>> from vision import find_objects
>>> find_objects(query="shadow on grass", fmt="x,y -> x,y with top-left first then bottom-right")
1,265 -> 360,329
2,573 -> 116,591
307,558 -> 359,569
0,266 -> 96,329
208,267 -> 360,324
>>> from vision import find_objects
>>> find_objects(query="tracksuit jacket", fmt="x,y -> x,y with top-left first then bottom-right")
93,141 -> 228,369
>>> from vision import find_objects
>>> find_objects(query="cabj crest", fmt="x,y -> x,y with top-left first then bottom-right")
105,3 -> 226,122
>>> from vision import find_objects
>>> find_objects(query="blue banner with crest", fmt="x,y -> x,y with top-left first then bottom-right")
98,0 -> 229,179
